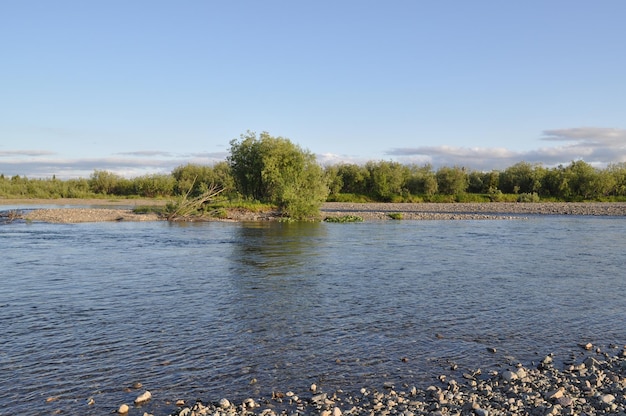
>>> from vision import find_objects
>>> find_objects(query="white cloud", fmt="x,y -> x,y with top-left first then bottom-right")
542,127 -> 626,145
386,127 -> 626,170
3,127 -> 626,178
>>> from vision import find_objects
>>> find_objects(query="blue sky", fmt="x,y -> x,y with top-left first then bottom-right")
2,1 -> 626,178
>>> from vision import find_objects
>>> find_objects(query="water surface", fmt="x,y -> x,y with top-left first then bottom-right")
1,216 -> 625,414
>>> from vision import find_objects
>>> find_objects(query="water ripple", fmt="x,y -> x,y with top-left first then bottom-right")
1,218 -> 626,414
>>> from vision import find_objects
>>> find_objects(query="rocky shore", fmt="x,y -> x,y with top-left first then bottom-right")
6,201 -> 626,223
159,344 -> 626,416
321,202 -> 626,220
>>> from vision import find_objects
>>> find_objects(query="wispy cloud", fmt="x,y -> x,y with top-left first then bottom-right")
0,150 -> 57,157
386,127 -> 626,170
542,127 -> 626,145
3,127 -> 626,178
0,153 -> 228,179
116,151 -> 175,157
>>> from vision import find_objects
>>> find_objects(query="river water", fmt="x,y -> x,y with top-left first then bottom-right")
1,214 -> 625,415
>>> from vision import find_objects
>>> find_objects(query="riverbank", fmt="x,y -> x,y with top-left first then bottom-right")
3,200 -> 626,223
164,344 -> 626,416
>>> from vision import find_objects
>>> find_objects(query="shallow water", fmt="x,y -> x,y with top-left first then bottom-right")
1,215 -> 625,415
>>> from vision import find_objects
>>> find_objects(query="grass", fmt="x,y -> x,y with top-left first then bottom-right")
388,212 -> 403,220
324,215 -> 364,223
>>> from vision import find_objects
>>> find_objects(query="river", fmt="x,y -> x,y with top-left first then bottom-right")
1,215 -> 625,415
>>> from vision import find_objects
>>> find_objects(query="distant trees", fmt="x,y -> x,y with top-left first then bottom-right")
4,133 -> 626,206
323,159 -> 626,202
365,161 -> 408,201
171,162 -> 234,197
435,166 -> 469,195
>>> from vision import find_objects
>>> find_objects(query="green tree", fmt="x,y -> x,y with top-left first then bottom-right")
324,165 -> 343,197
405,164 -> 437,196
228,131 -> 328,219
436,166 -> 468,195
499,162 -> 542,194
562,160 -> 600,200
172,162 -> 234,197
365,161 -> 409,201
133,174 -> 176,197
89,170 -> 121,195
607,162 -> 626,196
336,163 -> 370,195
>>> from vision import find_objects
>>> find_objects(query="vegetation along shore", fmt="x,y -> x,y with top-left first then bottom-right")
3,132 -> 626,222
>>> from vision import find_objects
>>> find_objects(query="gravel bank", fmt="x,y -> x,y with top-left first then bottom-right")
22,208 -> 161,223
6,201 -> 626,223
322,202 -> 626,220
165,345 -> 626,416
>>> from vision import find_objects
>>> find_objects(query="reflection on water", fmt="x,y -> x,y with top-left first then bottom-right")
1,217 -> 625,415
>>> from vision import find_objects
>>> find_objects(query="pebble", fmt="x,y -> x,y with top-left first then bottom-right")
165,346 -> 626,416
117,403 -> 129,414
135,390 -> 152,404
501,370 -> 517,382
600,394 -> 615,404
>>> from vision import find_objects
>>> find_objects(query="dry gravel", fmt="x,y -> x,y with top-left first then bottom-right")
322,202 -> 626,220
5,201 -> 626,223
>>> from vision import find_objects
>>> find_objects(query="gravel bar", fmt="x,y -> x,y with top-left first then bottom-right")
8,202 -> 626,223
322,202 -> 626,221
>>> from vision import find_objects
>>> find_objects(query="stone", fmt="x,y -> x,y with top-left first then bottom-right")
545,387 -> 564,400
557,396 -> 573,407
118,403 -> 129,414
311,393 -> 327,405
474,408 -> 489,416
502,370 -> 518,382
135,390 -> 152,404
218,398 -> 231,408
243,398 -> 258,408
332,407 -> 342,416
600,394 -> 615,404
310,383 -> 318,392
584,357 -> 598,369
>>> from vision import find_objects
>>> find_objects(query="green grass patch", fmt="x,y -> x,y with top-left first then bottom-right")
388,212 -> 403,220
324,215 -> 364,223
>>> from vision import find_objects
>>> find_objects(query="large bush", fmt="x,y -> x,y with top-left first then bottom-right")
228,131 -> 329,219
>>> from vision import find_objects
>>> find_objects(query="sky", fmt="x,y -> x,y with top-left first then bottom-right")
1,1 -> 626,178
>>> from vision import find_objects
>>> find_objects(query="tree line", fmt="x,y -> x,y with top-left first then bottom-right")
3,132 -> 626,218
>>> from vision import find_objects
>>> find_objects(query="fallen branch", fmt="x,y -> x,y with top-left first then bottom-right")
165,180 -> 226,221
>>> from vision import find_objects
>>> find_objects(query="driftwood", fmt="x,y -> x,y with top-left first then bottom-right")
164,180 -> 225,221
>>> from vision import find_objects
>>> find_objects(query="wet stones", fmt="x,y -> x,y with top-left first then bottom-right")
168,346 -> 626,416
135,390 -> 152,404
